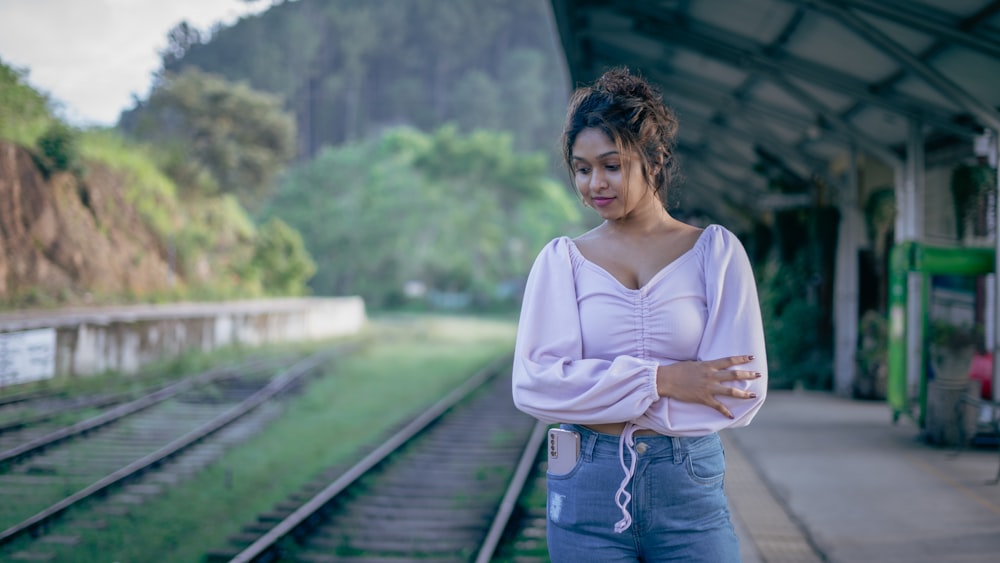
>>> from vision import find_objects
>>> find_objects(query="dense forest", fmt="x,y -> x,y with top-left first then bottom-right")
128,0 -> 569,161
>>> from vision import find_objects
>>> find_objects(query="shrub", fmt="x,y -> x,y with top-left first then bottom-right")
246,217 -> 316,296
34,122 -> 83,177
758,256 -> 833,390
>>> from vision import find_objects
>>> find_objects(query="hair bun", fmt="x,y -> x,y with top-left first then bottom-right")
595,67 -> 657,101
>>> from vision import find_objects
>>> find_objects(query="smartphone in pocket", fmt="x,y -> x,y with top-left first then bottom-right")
547,428 -> 581,475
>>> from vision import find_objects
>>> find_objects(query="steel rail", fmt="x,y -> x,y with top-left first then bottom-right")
474,419 -> 547,563
0,390 -> 150,434
0,390 -> 53,408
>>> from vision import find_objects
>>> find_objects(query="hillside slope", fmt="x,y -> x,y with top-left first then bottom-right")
0,140 -> 174,305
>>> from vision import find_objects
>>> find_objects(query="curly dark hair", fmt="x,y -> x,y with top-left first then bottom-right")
562,67 -> 680,204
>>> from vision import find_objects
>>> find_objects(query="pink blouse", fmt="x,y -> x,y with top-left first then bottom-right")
512,224 -> 767,436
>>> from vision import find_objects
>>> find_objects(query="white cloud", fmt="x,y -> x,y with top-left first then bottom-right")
0,0 -> 269,126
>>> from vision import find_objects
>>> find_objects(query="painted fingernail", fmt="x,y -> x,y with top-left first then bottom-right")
749,393 -> 757,399
748,355 -> 755,360
754,372 -> 762,378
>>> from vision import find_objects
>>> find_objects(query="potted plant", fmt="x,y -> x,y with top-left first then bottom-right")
855,309 -> 888,400
928,319 -> 981,384
925,319 -> 982,445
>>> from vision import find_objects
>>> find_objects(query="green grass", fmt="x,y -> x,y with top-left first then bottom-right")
3,314 -> 515,561
79,129 -> 180,236
0,61 -> 55,147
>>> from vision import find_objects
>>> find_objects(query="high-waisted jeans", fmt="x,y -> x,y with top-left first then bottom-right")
546,424 -> 741,562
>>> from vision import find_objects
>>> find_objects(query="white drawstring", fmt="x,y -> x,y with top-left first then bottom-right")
614,422 -> 639,533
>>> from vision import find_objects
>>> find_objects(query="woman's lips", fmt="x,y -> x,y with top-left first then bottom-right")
592,196 -> 615,207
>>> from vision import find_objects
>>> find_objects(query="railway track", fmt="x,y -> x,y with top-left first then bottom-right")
0,388 -> 131,442
0,357 -> 290,461
207,357 -> 545,563
0,350 -> 338,559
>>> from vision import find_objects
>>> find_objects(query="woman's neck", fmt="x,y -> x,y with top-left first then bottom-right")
603,200 -> 675,237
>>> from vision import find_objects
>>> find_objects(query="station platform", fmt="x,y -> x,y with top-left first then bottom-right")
723,390 -> 1000,563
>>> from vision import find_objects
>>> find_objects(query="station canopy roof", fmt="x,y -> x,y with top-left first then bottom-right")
549,0 -> 1000,224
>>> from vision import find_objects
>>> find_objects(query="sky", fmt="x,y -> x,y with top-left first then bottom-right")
0,0 -> 271,127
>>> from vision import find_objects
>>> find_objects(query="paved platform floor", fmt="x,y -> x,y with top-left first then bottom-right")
724,390 -> 1000,563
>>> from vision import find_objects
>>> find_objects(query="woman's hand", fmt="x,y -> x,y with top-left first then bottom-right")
655,356 -> 761,419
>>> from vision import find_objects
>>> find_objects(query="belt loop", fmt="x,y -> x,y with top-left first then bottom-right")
582,429 -> 598,462
671,436 -> 684,464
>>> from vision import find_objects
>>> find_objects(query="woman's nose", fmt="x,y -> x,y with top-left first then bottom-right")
592,168 -> 608,188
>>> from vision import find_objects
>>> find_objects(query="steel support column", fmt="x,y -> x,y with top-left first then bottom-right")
895,120 -> 925,402
994,131 -> 1000,404
834,146 -> 861,396
905,119 -> 924,406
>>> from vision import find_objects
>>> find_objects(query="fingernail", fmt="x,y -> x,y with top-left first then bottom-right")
748,355 -> 755,360
749,393 -> 757,399
755,372 -> 762,378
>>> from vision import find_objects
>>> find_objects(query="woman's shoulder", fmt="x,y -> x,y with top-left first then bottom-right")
699,224 -> 741,247
697,224 -> 753,268
531,236 -> 577,265
539,235 -> 574,253
525,236 -> 584,284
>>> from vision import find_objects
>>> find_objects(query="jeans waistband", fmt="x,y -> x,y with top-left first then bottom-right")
562,423 -> 721,464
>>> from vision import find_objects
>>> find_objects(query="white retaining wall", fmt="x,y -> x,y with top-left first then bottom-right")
0,298 -> 366,384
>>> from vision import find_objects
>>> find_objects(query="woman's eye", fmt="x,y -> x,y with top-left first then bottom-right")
576,168 -> 590,174
606,164 -> 620,171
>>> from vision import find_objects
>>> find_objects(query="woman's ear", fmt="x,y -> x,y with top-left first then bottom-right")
648,159 -> 663,183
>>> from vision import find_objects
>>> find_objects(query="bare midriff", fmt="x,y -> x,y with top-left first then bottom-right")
584,422 -> 663,437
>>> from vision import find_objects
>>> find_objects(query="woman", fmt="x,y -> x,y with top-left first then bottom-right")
512,67 -> 767,562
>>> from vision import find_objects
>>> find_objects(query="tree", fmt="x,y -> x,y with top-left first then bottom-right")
159,22 -> 203,68
450,71 -> 503,132
247,217 -> 316,296
498,48 -> 559,151
261,125 -> 581,308
122,68 -> 295,204
155,0 -> 569,158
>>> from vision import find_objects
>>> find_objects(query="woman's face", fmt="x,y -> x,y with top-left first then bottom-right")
571,127 -> 656,221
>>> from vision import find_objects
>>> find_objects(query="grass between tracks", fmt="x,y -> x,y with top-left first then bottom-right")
10,313 -> 516,562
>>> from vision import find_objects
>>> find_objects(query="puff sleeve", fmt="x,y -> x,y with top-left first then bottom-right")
511,238 -> 660,424
634,225 -> 768,435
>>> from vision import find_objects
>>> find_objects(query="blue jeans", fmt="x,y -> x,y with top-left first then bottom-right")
546,424 -> 741,562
